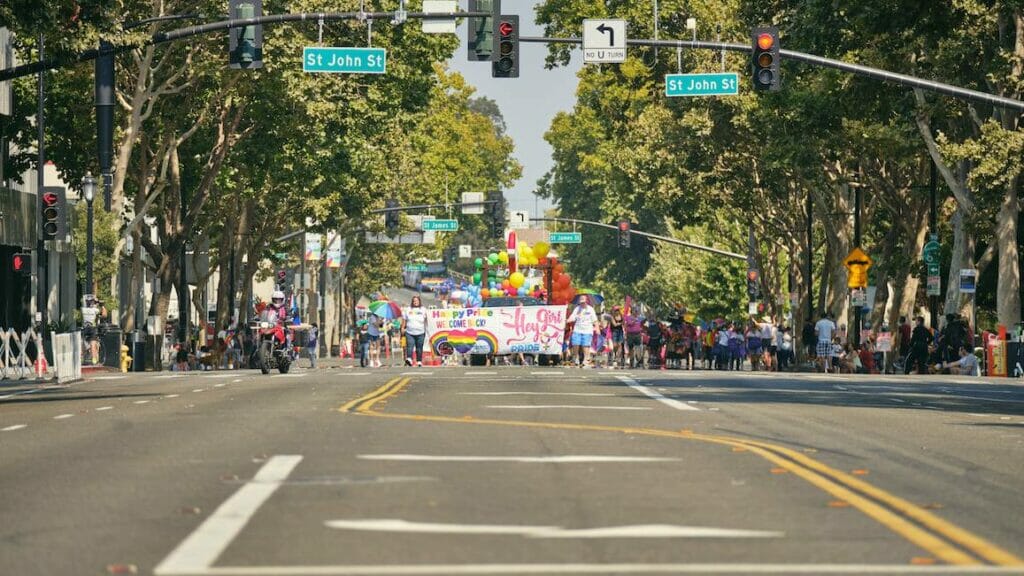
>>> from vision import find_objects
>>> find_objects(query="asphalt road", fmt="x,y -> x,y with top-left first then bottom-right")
2,366 -> 1024,575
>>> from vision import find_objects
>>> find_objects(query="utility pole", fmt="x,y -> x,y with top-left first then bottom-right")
806,192 -> 813,321
852,184 -> 863,349
928,162 -> 938,330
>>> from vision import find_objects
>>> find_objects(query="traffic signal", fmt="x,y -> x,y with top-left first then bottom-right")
467,0 -> 500,62
95,40 -> 115,182
229,0 -> 263,69
746,269 -> 762,301
385,198 -> 400,233
487,191 -> 505,237
751,26 -> 780,91
492,15 -> 519,78
11,253 -> 32,277
40,186 -> 68,241
617,220 -> 631,249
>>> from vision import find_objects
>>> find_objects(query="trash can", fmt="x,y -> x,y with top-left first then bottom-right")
103,329 -> 122,368
132,341 -> 147,372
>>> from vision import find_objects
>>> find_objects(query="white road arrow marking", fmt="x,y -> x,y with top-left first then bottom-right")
323,519 -> 782,539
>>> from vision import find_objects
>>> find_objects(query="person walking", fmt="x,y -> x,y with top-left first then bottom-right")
367,315 -> 383,368
402,296 -> 428,367
567,296 -> 599,367
624,308 -> 644,368
609,305 -> 625,368
815,312 -> 837,372
905,316 -> 932,374
305,323 -> 319,369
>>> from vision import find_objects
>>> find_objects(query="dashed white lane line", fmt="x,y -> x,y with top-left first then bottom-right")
134,400 -> 151,404
0,388 -> 43,400
322,519 -> 783,539
271,373 -> 306,378
462,392 -> 615,397
164,394 -> 180,399
193,389 -> 205,393
466,371 -> 497,376
93,376 -> 127,381
95,406 -> 114,411
532,371 -> 564,376
401,372 -> 434,376
53,414 -> 74,420
616,375 -> 701,411
214,383 -> 227,388
486,405 -> 652,411
2,424 -> 28,431
232,379 -> 243,383
154,455 -> 303,575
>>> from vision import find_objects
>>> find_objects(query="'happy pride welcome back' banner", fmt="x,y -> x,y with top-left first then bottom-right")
426,306 -> 566,356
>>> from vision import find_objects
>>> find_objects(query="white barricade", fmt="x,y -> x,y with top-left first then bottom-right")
0,327 -> 46,380
53,331 -> 82,383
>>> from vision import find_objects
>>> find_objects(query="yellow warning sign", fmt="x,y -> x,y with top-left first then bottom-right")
843,247 -> 872,289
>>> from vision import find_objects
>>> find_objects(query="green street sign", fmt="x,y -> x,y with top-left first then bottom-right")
549,232 -> 582,244
403,263 -> 428,272
923,240 -> 940,265
422,219 -> 459,232
303,47 -> 387,74
665,72 -> 740,97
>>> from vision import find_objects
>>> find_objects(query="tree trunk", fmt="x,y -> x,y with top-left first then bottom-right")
214,208 -> 239,331
943,205 -> 974,322
996,175 -> 1021,327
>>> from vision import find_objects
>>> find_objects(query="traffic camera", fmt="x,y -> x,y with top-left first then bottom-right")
492,16 -> 519,78
751,26 -> 780,91
229,0 -> 263,69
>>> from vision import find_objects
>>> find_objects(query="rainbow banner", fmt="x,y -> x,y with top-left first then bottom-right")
426,305 -> 566,357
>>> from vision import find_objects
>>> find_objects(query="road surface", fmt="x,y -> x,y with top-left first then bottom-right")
2,366 -> 1023,575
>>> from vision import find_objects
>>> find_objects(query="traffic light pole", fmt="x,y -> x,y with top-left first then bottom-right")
530,217 -> 746,261
852,185 -> 863,349
36,34 -> 48,353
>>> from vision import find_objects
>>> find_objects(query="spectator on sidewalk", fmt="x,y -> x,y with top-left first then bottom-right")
305,323 -> 319,369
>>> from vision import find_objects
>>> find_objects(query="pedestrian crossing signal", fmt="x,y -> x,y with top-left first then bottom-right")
12,253 -> 32,276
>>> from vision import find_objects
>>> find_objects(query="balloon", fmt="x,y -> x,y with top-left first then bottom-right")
474,257 -> 483,269
498,251 -> 509,264
481,289 -> 490,298
558,275 -> 571,289
521,245 -> 534,259
533,242 -> 550,258
517,287 -> 528,297
501,279 -> 511,289
488,252 -> 499,264
509,272 -> 525,288
472,272 -> 481,284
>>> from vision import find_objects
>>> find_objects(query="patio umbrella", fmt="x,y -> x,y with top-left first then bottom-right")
369,300 -> 402,320
572,289 -> 604,306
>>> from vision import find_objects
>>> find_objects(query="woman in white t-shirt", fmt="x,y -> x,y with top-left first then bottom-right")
402,296 -> 428,367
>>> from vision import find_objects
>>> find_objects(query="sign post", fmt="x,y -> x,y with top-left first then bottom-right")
844,247 -> 873,349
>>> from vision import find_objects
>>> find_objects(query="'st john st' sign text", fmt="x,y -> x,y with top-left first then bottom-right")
303,47 -> 387,74
665,72 -> 739,97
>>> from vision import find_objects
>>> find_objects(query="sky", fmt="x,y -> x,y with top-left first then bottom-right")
446,4 -> 583,215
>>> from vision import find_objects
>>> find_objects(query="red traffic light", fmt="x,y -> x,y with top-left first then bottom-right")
498,21 -> 514,37
757,33 -> 774,50
42,192 -> 59,206
617,221 -> 631,231
746,270 -> 759,282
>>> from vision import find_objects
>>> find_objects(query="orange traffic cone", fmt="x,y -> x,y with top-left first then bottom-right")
35,354 -> 49,378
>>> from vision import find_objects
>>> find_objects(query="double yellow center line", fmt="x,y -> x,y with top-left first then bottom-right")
337,377 -> 1023,567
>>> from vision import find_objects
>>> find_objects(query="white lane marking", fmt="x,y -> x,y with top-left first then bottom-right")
134,400 -> 151,404
214,383 -> 226,388
0,388 -> 44,400
184,564 -> 1024,574
346,372 -> 371,376
193,389 -> 205,393
323,519 -> 782,539
153,455 -> 303,575
358,455 -> 680,463
889,398 -> 906,403
532,371 -> 564,375
93,376 -> 127,380
461,392 -> 615,397
401,372 -> 434,376
466,371 -> 497,376
164,394 -> 180,399
156,374 -> 186,379
232,379 -> 243,383
203,374 -> 235,379
486,405 -> 652,411
95,406 -> 114,411
54,414 -> 74,420
271,373 -> 306,378
615,376 -> 700,411
2,424 -> 28,431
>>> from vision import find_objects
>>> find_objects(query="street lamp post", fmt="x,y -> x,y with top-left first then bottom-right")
81,172 -> 97,296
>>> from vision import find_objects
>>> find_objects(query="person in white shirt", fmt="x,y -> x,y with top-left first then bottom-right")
402,296 -> 428,367
937,346 -> 980,376
815,312 -> 837,371
567,296 -> 598,367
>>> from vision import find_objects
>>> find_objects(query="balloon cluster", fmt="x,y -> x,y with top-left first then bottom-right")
464,240 -> 575,306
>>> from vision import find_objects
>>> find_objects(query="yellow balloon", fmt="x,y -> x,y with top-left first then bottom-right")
533,242 -> 550,258
509,272 -> 525,288
521,246 -> 534,259
498,251 -> 509,264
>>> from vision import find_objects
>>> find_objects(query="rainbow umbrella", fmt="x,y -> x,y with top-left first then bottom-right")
572,289 -> 604,306
368,299 -> 402,320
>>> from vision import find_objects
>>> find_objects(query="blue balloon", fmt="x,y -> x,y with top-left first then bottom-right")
517,287 -> 528,296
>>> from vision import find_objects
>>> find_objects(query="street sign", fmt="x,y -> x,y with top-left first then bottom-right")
404,263 -> 428,272
666,72 -> 740,97
509,210 -> 529,229
922,239 -> 940,265
365,231 -> 432,244
458,244 -> 472,258
927,274 -> 941,296
422,219 -> 459,232
850,288 -> 868,307
843,247 -> 872,289
461,192 -> 484,214
582,19 -> 627,63
422,1 -> 456,34
302,47 -> 387,74
959,269 -> 977,294
548,232 -> 582,244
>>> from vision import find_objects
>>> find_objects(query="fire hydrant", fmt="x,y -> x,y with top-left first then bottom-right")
120,344 -> 133,373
